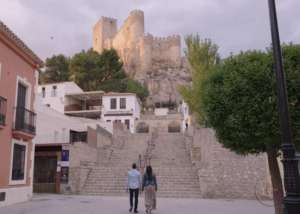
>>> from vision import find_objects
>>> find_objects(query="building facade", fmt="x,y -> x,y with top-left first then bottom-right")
101,93 -> 141,133
33,97 -> 87,193
38,82 -> 83,113
0,21 -> 43,207
38,82 -> 141,133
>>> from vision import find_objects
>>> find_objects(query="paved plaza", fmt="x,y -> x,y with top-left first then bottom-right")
0,194 -> 274,214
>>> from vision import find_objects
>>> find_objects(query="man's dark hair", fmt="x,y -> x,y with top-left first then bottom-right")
132,163 -> 137,169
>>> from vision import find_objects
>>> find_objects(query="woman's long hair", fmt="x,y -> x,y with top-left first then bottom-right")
146,165 -> 153,178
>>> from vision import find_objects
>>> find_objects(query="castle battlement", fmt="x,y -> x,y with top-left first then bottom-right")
144,33 -> 154,39
153,35 -> 180,43
143,34 -> 154,44
150,35 -> 180,48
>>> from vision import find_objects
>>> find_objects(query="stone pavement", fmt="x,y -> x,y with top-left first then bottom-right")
0,194 -> 274,214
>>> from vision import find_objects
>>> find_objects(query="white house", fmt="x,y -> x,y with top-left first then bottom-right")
101,93 -> 141,133
38,82 -> 141,133
33,96 -> 90,194
38,82 -> 83,113
34,96 -> 86,145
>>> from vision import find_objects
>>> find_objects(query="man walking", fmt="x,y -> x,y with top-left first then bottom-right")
127,163 -> 141,213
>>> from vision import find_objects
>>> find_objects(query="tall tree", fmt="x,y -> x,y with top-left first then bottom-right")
179,34 -> 219,124
69,49 -> 126,91
43,48 -> 149,100
201,46 -> 300,214
39,54 -> 70,83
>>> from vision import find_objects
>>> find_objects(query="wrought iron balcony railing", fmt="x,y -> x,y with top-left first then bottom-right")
14,106 -> 36,135
0,96 -> 7,126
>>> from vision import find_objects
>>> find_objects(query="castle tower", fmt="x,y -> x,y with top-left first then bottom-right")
93,17 -> 117,53
126,10 -> 144,43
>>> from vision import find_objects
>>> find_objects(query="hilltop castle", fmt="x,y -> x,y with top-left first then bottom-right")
93,10 -> 182,80
93,10 -> 190,105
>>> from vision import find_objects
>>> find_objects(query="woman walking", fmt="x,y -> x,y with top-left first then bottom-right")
142,166 -> 157,214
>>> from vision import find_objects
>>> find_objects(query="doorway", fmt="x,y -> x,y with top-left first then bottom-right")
33,155 -> 58,193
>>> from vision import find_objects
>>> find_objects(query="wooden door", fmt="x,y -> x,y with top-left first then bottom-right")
33,156 -> 57,193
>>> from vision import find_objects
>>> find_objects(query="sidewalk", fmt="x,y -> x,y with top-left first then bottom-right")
0,194 -> 274,214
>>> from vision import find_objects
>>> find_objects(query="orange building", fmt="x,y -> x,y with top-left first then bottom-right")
0,21 -> 43,206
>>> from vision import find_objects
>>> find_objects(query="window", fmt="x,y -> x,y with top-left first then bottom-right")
17,83 -> 27,108
70,130 -> 87,143
125,119 -> 130,129
0,96 -> 7,126
11,143 -> 26,181
120,98 -> 126,109
42,87 -> 46,98
110,98 -> 117,109
136,122 -> 149,133
51,85 -> 57,97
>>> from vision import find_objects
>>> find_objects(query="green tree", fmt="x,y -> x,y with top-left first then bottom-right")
126,79 -> 149,102
69,49 -> 126,91
43,48 -> 149,100
201,46 -> 300,214
97,79 -> 128,93
39,54 -> 70,83
179,34 -> 219,124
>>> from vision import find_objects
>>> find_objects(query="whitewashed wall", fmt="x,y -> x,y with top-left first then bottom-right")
34,96 -> 85,145
101,94 -> 141,133
38,82 -> 83,113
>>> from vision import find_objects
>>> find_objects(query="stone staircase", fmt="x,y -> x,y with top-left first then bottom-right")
80,132 -> 201,198
80,135 -> 148,196
147,133 -> 201,198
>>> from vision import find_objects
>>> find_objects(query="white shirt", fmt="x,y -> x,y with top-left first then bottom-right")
127,169 -> 141,189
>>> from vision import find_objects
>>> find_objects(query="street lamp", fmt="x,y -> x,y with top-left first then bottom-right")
267,0 -> 300,213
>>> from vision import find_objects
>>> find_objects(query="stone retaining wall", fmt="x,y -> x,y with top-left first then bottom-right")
189,127 -> 272,199
67,143 -> 98,193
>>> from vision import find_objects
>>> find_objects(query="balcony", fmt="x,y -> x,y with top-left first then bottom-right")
64,104 -> 102,119
103,109 -> 134,117
0,96 -> 7,128
12,107 -> 36,140
64,91 -> 103,119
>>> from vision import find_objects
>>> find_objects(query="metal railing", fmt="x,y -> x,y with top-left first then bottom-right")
14,106 -> 36,135
0,96 -> 7,126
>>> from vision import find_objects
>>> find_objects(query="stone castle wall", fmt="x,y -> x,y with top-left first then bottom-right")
93,17 -> 117,53
93,10 -> 181,79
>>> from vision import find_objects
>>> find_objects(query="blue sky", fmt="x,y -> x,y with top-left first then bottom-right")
1,0 -> 299,59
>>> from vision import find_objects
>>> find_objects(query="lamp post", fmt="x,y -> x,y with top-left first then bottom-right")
267,0 -> 300,213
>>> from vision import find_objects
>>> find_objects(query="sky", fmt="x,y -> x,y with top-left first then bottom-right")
0,0 -> 299,60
